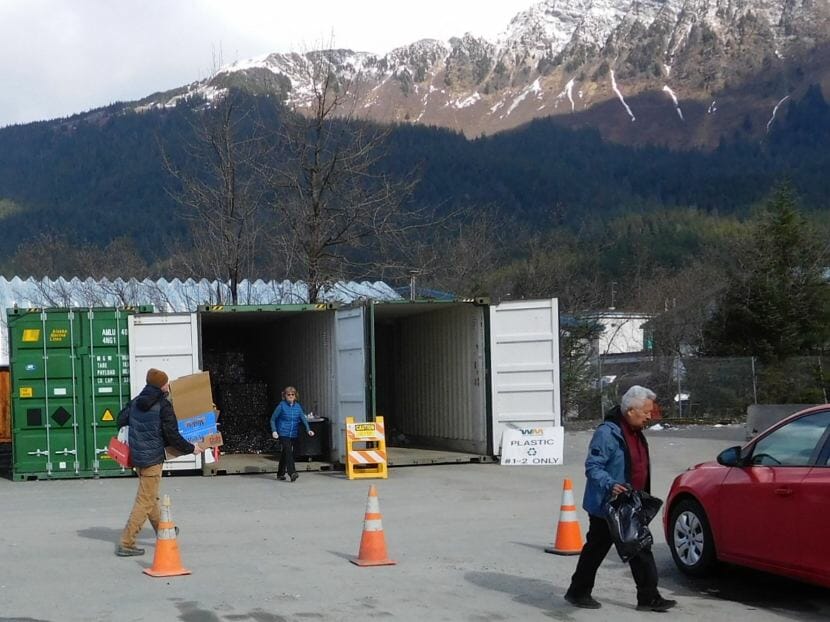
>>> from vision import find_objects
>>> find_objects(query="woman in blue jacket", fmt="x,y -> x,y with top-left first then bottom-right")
270,386 -> 314,482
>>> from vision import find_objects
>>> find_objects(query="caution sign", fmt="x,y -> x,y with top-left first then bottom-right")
347,421 -> 384,440
345,417 -> 388,480
19,387 -> 34,398
500,426 -> 564,466
101,409 -> 114,422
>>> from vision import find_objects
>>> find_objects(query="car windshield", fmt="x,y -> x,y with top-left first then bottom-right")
751,410 -> 830,466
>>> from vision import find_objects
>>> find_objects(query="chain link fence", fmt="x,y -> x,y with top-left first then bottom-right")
564,354 -> 830,422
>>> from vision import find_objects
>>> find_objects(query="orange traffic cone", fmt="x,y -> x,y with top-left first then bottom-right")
350,485 -> 396,566
143,494 -> 191,577
545,478 -> 584,555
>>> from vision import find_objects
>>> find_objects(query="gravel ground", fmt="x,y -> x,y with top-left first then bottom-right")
0,425 -> 826,622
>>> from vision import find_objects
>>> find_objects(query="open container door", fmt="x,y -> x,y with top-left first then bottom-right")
333,306 -> 368,463
370,299 -> 489,458
127,313 -> 201,471
489,299 -> 561,455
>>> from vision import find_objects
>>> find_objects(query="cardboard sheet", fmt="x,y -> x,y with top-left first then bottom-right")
167,371 -> 223,450
169,371 -> 215,420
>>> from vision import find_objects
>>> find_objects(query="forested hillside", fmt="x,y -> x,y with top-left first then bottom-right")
0,86 -> 829,305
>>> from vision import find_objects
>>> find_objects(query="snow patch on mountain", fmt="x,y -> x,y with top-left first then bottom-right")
662,85 -> 683,121
505,78 -> 543,117
610,69 -> 635,122
451,92 -> 482,109
556,78 -> 576,112
766,95 -> 790,132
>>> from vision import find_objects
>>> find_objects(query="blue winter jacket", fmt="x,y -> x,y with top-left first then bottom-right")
582,405 -> 651,517
270,400 -> 310,438
117,384 -> 195,468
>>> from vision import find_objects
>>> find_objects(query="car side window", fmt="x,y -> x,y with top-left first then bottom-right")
751,411 -> 830,467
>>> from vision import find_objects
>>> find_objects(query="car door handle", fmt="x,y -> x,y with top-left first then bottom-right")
774,488 -> 793,496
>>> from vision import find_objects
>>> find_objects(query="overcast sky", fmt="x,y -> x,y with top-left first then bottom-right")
0,0 -> 536,128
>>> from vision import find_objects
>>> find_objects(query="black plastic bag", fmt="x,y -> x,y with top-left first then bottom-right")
603,487 -> 664,562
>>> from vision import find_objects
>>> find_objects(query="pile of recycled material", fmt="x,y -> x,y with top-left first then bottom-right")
214,381 -> 273,454
203,351 -> 247,384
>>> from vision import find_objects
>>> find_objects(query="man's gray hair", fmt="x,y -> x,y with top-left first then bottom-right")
620,385 -> 657,413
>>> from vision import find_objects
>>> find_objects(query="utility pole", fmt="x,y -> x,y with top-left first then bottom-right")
598,349 -> 604,417
408,270 -> 419,302
676,355 -> 683,418
751,356 -> 758,404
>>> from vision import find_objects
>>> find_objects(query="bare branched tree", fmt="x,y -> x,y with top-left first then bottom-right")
263,47 -> 430,302
164,91 -> 267,304
10,233 -> 148,280
401,206 -> 511,297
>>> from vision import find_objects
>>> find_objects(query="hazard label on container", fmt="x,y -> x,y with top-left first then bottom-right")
19,387 -> 33,398
52,407 -> 72,426
102,409 -> 114,421
22,329 -> 40,342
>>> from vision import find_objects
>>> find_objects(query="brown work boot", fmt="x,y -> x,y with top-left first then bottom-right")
116,544 -> 145,557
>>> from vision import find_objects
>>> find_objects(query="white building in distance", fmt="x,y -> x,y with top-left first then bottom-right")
585,309 -> 653,355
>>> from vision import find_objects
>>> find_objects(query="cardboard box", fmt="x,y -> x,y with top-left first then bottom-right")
169,371 -> 215,421
167,371 -> 223,450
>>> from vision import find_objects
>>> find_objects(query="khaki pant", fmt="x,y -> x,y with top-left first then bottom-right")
120,463 -> 162,548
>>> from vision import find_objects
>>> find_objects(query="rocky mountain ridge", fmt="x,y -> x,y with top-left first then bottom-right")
130,1 -> 830,147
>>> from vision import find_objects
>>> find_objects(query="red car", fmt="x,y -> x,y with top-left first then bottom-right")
663,406 -> 830,588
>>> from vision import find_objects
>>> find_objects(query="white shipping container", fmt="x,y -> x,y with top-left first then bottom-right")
489,299 -> 562,452
124,298 -> 561,473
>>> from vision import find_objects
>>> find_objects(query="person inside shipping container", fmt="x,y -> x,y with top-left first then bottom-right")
115,368 -> 203,557
270,385 -> 314,482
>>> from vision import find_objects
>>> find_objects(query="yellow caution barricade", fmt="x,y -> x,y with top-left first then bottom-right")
345,416 -> 388,480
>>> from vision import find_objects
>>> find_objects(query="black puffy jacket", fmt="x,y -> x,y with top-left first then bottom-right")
117,385 -> 195,468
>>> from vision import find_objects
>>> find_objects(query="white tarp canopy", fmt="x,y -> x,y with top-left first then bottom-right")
0,276 -> 401,366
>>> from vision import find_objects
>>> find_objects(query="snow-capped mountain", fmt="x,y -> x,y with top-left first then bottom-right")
136,0 -> 830,147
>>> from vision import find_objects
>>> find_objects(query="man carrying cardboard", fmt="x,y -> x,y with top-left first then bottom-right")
115,368 -> 202,557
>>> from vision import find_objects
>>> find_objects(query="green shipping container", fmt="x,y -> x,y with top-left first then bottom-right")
8,308 -> 137,480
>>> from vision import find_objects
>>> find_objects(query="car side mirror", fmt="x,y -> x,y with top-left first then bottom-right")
717,446 -> 742,467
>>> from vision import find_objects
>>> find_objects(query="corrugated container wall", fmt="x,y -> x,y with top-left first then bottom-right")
262,311 -> 336,419
8,308 -> 136,480
373,303 -> 488,455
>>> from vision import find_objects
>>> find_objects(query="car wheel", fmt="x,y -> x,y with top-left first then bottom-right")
669,498 -> 716,577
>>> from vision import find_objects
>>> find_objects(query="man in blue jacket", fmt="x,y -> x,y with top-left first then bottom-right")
564,385 -> 677,612
115,368 -> 202,557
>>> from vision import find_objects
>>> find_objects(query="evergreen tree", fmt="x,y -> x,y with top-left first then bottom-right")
702,184 -> 830,362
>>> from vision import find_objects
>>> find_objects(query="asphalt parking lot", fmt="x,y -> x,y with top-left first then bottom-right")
0,424 -> 828,621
